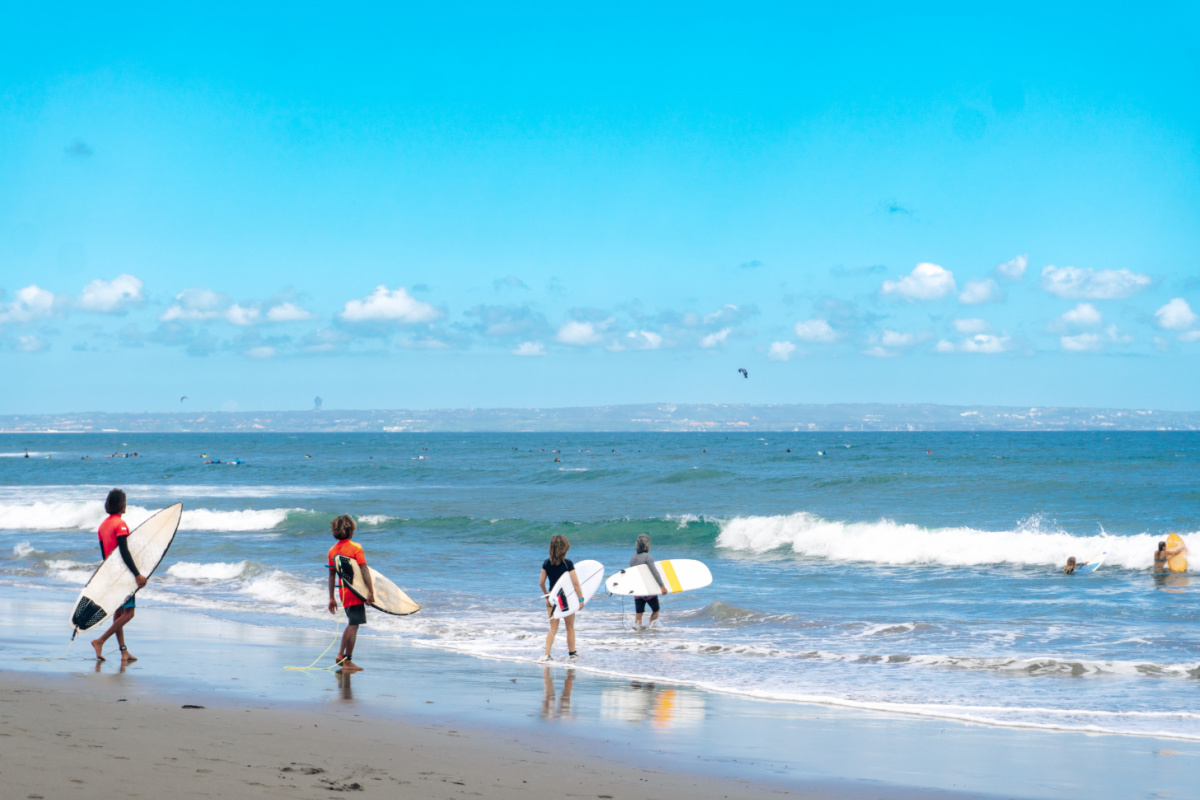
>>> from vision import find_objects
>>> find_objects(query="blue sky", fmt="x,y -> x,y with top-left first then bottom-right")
2,3 -> 1199,413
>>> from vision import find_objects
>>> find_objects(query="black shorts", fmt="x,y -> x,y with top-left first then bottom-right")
344,604 -> 367,626
634,596 -> 660,614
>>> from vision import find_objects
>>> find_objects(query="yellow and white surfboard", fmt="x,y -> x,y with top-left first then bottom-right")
605,558 -> 712,596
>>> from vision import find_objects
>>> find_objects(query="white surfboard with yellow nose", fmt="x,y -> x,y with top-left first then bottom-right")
605,559 -> 712,596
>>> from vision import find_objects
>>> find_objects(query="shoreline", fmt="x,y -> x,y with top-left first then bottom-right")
4,598 -> 1198,799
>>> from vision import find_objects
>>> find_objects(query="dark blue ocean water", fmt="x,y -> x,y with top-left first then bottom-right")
2,432 -> 1197,738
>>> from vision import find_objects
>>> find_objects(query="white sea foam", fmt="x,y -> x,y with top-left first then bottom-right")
0,452 -> 52,457
45,559 -> 95,584
166,561 -> 255,581
0,501 -> 296,532
715,512 -> 1194,569
358,514 -> 396,526
12,541 -> 39,557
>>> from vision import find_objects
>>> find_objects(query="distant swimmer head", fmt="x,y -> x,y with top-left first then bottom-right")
636,533 -> 651,554
331,514 -> 356,540
548,534 -> 570,565
104,488 -> 127,515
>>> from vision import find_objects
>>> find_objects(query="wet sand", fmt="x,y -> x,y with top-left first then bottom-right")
1,671 -> 825,800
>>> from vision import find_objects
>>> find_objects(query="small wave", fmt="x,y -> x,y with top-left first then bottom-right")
0,501 -> 297,532
358,514 -> 396,526
45,559 -> 96,584
12,542 -> 39,558
166,561 -> 256,581
0,452 -> 52,457
677,601 -> 796,627
653,469 -> 734,484
715,512 -> 1193,569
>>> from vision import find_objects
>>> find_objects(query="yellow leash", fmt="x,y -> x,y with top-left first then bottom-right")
284,578 -> 347,672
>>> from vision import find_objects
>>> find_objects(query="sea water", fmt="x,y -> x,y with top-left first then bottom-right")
2,432 -> 1197,740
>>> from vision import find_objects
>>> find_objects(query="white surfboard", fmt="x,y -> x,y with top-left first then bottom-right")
547,559 -> 604,619
333,555 -> 420,616
605,558 -> 713,596
70,503 -> 183,636
1075,550 -> 1106,575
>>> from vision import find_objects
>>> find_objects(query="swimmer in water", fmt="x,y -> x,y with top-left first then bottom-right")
1154,542 -> 1168,572
1063,556 -> 1089,574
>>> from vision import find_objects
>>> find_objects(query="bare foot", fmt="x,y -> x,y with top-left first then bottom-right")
121,651 -> 137,663
91,640 -> 106,661
337,660 -> 363,673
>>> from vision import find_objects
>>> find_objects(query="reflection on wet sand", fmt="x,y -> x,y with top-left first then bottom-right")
601,681 -> 706,729
336,670 -> 354,701
541,666 -> 574,719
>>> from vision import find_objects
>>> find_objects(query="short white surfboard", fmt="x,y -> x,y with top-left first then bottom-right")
333,556 -> 420,616
70,503 -> 183,636
547,559 -> 604,619
605,558 -> 712,596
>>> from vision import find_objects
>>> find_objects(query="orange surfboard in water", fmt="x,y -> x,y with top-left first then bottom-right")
1167,533 -> 1188,572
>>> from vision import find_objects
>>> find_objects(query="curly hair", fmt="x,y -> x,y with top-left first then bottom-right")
331,514 -> 356,540
105,488 -> 127,515
548,534 -> 570,565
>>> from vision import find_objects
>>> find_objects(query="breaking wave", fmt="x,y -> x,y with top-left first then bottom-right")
715,512 -> 1193,569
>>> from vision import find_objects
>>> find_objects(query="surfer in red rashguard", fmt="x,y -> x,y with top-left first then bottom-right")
91,489 -> 147,663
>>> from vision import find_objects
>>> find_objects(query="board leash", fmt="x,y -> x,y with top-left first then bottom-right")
283,574 -> 346,673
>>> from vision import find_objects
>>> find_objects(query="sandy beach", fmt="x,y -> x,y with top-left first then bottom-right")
1,670 -> 854,800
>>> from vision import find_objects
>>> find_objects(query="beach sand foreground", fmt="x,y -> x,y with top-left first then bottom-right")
0,671 -> 819,800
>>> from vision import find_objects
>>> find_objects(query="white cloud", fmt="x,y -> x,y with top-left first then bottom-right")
881,262 -> 956,301
556,320 -> 603,346
625,330 -> 663,350
340,286 -> 442,324
880,329 -> 917,348
767,341 -> 796,361
78,274 -> 143,313
513,341 -> 546,356
1181,330 -> 1200,343
938,333 -> 1012,354
266,302 -> 316,322
864,329 -> 924,357
794,318 -> 837,343
1061,332 -> 1103,352
959,278 -> 1002,305
160,288 -> 228,322
1061,302 -> 1102,327
954,318 -> 990,334
1041,265 -> 1152,299
1106,324 -> 1132,344
16,334 -> 47,352
959,334 -> 1011,353
699,328 -> 731,348
0,285 -> 57,323
993,254 -> 1028,282
1154,298 -> 1196,331
245,346 -> 276,359
225,304 -> 260,326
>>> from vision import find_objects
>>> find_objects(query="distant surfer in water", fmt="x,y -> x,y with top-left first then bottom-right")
1154,541 -> 1169,572
539,534 -> 582,662
630,534 -> 668,627
1063,556 -> 1088,575
91,489 -> 147,663
327,514 -> 374,673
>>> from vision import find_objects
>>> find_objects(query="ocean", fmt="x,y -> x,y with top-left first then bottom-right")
2,431 -> 1197,740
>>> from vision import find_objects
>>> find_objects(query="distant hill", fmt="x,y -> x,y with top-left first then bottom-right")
1,403 -> 1197,433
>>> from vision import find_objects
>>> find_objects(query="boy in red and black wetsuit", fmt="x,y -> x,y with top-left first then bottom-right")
327,514 -> 375,672
92,488 -> 147,663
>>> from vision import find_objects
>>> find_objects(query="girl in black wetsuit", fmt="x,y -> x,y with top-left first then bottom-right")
539,534 -> 584,661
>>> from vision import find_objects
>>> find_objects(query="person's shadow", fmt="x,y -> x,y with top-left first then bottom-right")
540,666 -> 574,719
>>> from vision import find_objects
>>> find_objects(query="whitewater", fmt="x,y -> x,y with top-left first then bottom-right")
2,431 -> 1197,739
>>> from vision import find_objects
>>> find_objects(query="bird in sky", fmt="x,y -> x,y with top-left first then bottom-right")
738,368 -> 748,379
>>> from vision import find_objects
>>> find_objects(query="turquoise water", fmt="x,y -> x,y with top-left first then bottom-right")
2,432 -> 1198,739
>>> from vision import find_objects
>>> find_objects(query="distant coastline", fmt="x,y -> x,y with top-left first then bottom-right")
2,403 -> 1198,433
